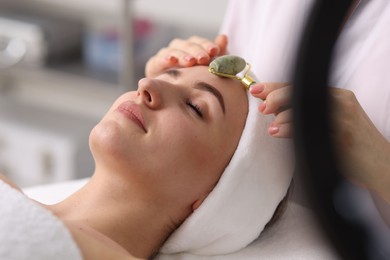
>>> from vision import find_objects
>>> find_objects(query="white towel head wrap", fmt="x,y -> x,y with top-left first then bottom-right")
160,59 -> 294,255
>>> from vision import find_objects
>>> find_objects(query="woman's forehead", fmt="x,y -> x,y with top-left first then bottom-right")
181,66 -> 246,95
156,66 -> 248,115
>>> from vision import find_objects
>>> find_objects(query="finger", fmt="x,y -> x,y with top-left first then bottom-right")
160,48 -> 198,67
249,83 -> 265,98
261,86 -> 291,114
145,54 -> 179,77
214,34 -> 228,56
273,109 -> 292,124
188,35 -> 224,58
250,82 -> 290,100
169,38 -> 212,64
145,47 -> 200,77
268,122 -> 293,138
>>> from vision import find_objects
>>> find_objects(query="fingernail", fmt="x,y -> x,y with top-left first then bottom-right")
249,84 -> 264,94
197,55 -> 209,64
165,55 -> 178,63
258,101 -> 266,113
208,46 -> 218,56
269,125 -> 280,135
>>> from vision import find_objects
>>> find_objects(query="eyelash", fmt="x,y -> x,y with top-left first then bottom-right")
186,100 -> 203,118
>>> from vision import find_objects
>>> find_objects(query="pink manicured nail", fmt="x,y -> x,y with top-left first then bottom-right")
165,55 -> 178,63
269,126 -> 280,135
208,46 -> 218,56
250,84 -> 264,94
198,55 -> 210,64
258,101 -> 266,113
184,56 -> 195,62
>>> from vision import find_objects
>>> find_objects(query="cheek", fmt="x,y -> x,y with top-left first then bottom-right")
159,124 -> 224,196
155,114 -> 226,178
160,118 -> 212,162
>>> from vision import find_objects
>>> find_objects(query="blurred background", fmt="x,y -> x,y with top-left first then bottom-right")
0,0 -> 228,187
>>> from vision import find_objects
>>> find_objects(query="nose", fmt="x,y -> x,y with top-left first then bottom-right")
137,78 -> 162,109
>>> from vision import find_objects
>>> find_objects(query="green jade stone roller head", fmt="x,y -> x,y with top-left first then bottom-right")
208,55 -> 256,90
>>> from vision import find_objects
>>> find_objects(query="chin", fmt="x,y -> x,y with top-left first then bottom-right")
89,119 -> 132,163
89,119 -> 155,184
89,120 -> 201,195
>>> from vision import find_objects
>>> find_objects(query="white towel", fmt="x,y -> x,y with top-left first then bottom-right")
0,180 -> 82,260
156,202 -> 340,259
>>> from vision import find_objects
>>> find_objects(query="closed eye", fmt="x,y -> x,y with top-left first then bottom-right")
186,100 -> 203,118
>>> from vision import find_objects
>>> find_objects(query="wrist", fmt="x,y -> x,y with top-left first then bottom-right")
370,141 -> 390,204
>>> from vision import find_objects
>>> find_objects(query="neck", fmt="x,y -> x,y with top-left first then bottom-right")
48,171 -> 183,258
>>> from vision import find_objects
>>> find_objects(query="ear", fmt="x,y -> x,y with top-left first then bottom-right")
192,194 -> 208,211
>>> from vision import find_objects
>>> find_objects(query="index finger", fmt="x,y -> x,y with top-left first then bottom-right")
249,82 -> 290,100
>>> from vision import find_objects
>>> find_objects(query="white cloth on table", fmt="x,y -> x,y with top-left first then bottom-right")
156,202 -> 339,260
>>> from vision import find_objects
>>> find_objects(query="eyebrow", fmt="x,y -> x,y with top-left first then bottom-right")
164,69 -> 226,114
194,81 -> 226,114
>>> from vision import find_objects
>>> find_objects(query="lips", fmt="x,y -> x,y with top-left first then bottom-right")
116,101 -> 147,132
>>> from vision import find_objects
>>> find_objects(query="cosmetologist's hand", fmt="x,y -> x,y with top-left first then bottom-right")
251,82 -> 390,203
145,34 -> 228,77
330,88 -> 390,203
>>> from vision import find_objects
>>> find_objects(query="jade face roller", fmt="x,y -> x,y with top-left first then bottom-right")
208,55 -> 256,90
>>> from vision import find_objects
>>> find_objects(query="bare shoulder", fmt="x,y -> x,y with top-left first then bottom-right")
0,173 -> 22,192
65,221 -> 144,260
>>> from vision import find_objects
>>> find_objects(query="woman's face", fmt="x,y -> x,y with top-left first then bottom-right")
90,66 -> 248,208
